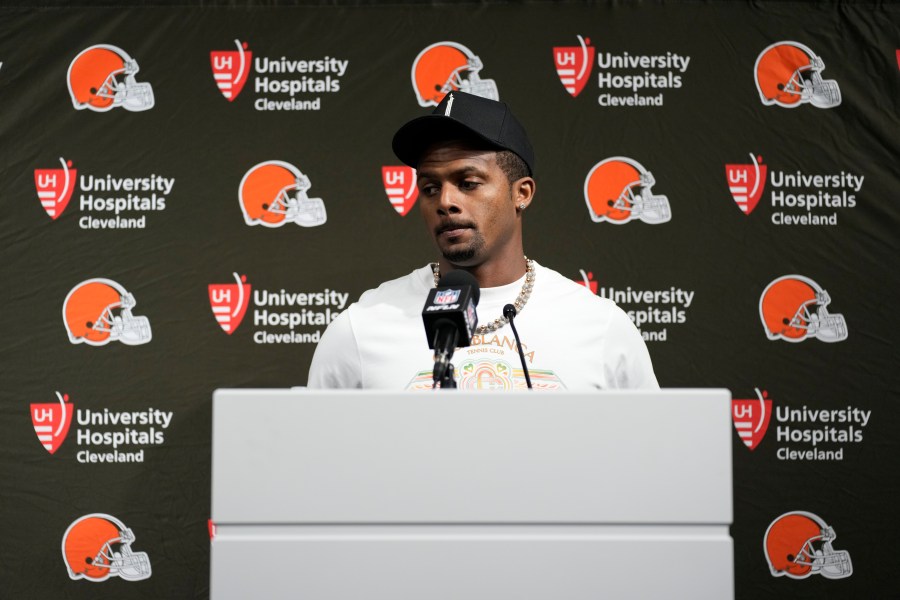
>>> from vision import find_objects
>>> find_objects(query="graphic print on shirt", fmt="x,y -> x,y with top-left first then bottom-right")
403,332 -> 566,391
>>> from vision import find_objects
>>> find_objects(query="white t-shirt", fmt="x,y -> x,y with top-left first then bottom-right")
307,262 -> 659,390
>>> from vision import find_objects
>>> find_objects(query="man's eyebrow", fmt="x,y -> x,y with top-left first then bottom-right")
417,165 -> 487,181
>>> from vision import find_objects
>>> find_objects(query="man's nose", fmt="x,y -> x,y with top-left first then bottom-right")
437,186 -> 461,214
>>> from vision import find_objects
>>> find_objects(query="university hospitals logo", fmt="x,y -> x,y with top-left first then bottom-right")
209,273 -> 251,334
35,158 -> 77,219
576,269 -> 694,343
31,392 -> 74,454
562,34 -> 690,106
732,388 -> 772,451
754,41 -> 841,109
62,514 -> 152,582
584,157 -> 671,224
33,156 -> 173,229
30,391 -> 174,464
63,279 -> 152,346
725,154 -> 767,215
764,511 -> 852,579
382,166 -> 418,216
67,44 -> 154,112
725,154 -> 861,226
232,41 -> 347,111
411,41 -> 499,107
760,275 -> 848,343
239,161 -> 327,227
210,40 -> 252,101
553,35 -> 595,97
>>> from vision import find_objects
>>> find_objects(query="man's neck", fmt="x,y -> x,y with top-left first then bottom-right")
437,254 -> 527,288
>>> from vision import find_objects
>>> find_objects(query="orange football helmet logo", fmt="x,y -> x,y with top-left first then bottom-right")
754,41 -> 841,109
759,275 -> 847,343
63,278 -> 152,346
411,42 -> 499,107
62,513 -> 152,582
584,157 -> 671,224
764,511 -> 852,579
239,161 -> 327,228
67,44 -> 155,112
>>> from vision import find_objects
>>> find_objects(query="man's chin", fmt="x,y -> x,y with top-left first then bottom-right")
441,246 -> 478,265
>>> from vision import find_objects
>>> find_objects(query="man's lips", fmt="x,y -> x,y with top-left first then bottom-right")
436,222 -> 475,237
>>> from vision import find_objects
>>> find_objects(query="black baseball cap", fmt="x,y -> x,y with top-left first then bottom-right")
392,91 -> 535,176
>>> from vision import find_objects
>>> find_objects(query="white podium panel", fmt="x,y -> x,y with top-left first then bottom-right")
211,389 -> 733,599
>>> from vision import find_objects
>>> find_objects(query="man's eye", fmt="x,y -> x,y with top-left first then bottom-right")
460,181 -> 480,190
421,185 -> 438,196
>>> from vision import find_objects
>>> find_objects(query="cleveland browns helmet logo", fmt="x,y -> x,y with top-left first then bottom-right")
411,42 -> 499,107
764,511 -> 852,579
754,41 -> 841,109
584,157 -> 671,224
67,44 -> 155,112
63,279 -> 152,346
62,513 -> 152,582
759,275 -> 848,343
239,161 -> 327,228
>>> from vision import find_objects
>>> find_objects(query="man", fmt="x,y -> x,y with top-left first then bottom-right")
308,91 -> 657,390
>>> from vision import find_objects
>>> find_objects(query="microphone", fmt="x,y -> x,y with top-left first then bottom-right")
422,270 -> 480,388
503,304 -> 532,390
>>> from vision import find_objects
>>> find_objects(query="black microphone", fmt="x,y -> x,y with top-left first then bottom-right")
503,304 -> 532,390
422,270 -> 480,388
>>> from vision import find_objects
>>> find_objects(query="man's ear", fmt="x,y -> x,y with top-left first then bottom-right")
514,177 -> 536,210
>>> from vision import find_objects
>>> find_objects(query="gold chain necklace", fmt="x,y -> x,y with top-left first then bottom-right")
430,257 -> 535,334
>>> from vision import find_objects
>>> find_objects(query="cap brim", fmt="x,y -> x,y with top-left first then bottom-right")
391,115 -> 507,170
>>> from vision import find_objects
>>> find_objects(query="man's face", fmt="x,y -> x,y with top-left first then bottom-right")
416,141 -> 519,268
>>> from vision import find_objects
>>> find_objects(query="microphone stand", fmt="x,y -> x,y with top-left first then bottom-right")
432,319 -> 458,390
436,364 -> 457,389
503,304 -> 532,390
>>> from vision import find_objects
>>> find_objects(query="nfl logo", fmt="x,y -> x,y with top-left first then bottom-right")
434,289 -> 460,305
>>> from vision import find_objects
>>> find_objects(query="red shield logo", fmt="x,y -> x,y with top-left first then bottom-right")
576,269 -> 598,294
210,40 -> 252,101
553,35 -> 595,98
31,392 -> 73,454
382,166 -> 418,216
34,158 -> 77,220
209,273 -> 251,334
725,153 -> 767,215
732,388 -> 772,451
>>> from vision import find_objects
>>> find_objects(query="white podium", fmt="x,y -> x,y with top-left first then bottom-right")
211,389 -> 733,599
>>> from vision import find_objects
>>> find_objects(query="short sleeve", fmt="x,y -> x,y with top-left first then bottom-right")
306,309 -> 363,388
602,306 -> 660,390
